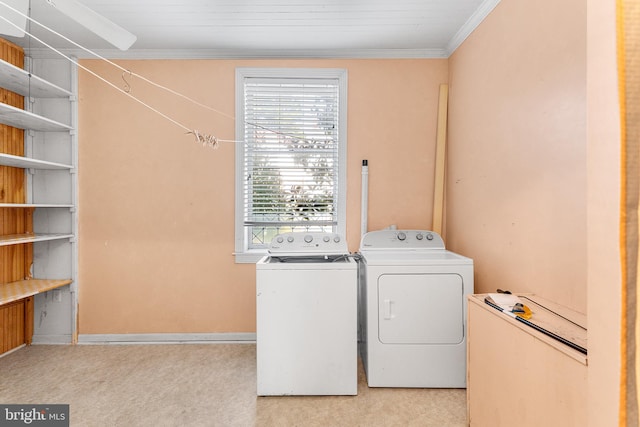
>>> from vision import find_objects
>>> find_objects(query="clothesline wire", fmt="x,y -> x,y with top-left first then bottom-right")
0,1 -> 237,148
0,1 -> 328,147
11,5 -> 236,122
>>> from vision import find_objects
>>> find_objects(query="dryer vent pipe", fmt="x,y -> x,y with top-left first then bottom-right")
361,159 -> 368,241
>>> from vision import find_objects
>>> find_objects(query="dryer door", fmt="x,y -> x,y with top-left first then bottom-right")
377,273 -> 464,344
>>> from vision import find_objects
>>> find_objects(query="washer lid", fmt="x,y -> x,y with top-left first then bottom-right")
263,255 -> 351,263
256,255 -> 356,270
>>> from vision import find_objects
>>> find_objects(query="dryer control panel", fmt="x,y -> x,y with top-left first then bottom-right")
359,230 -> 445,250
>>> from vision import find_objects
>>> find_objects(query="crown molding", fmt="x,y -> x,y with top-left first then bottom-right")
24,47 -> 449,60
445,0 -> 502,56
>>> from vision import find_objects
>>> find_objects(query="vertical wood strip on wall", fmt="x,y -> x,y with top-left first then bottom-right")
618,1 -> 640,425
432,84 -> 448,237
0,38 -> 30,352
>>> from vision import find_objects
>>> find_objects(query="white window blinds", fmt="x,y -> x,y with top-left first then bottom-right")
242,78 -> 340,236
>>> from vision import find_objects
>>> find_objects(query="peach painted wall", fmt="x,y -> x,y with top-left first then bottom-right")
447,0 -> 587,313
77,59 -> 447,334
586,0 -> 622,424
448,0 -> 622,422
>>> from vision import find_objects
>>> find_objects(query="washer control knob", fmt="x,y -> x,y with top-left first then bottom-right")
416,233 -> 424,240
426,233 -> 434,241
304,235 -> 313,243
287,236 -> 295,243
333,235 -> 341,243
276,236 -> 284,243
323,235 -> 331,243
397,232 -> 407,241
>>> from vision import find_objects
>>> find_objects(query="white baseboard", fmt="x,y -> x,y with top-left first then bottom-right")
77,333 -> 256,345
32,335 -> 73,344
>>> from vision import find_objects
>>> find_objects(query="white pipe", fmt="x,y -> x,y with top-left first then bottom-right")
361,159 -> 369,240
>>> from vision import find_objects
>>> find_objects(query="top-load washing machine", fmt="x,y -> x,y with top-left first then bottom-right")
358,229 -> 473,388
256,232 -> 357,396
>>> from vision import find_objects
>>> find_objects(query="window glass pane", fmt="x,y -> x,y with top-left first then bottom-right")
243,78 -> 340,249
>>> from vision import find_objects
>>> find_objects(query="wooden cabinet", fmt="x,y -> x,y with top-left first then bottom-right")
0,39 -> 77,352
467,294 -> 587,426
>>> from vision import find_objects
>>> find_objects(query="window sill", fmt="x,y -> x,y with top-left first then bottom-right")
234,250 -> 267,264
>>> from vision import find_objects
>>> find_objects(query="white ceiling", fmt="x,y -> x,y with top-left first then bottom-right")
1,0 -> 500,59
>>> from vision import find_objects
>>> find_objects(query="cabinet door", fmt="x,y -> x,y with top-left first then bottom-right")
378,273 -> 463,344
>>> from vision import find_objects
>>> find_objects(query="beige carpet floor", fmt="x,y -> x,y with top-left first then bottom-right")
0,344 -> 466,427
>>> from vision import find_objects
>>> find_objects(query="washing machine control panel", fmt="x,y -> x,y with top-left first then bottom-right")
269,232 -> 348,255
360,230 -> 445,250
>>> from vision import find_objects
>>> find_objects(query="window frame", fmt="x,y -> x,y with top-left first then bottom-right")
234,67 -> 348,263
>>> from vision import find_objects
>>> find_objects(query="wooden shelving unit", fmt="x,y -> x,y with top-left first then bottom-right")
0,40 -> 77,351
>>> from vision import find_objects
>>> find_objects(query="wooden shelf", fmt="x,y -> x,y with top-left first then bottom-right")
0,153 -> 72,170
0,59 -> 72,98
0,233 -> 74,247
0,203 -> 74,208
0,102 -> 72,132
0,279 -> 72,306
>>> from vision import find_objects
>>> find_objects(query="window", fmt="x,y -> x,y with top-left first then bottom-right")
235,68 -> 348,262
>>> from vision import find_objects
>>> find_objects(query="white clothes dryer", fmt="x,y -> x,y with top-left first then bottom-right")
358,229 -> 474,388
